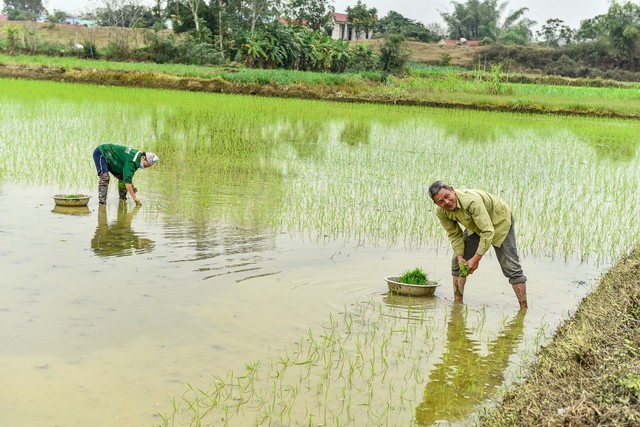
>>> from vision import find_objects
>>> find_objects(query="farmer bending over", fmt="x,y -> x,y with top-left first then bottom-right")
93,144 -> 158,205
428,181 -> 527,309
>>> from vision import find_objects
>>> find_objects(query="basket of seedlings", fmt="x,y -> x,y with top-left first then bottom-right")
385,267 -> 440,297
53,193 -> 91,207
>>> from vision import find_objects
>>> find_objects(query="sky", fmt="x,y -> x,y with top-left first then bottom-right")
5,0 -> 615,31
331,0 -> 614,30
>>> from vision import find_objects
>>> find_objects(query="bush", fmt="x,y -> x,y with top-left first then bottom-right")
140,31 -> 224,65
141,31 -> 179,63
80,41 -> 99,59
4,24 -> 20,53
104,42 -> 132,61
440,51 -> 452,66
347,43 -> 378,72
181,42 -> 224,66
476,42 -> 640,82
35,41 -> 65,56
379,33 -> 411,74
549,54 -> 578,77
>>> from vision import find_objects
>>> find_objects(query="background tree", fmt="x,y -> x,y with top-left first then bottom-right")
601,1 -> 640,68
240,0 -> 281,35
213,0 -> 223,50
426,22 -> 448,39
440,0 -> 532,44
96,0 -> 148,53
2,0 -> 46,20
537,18 -> 574,47
166,0 -> 214,42
209,0 -> 271,57
139,6 -> 166,29
47,9 -> 67,23
376,10 -> 438,42
181,0 -> 205,37
97,2 -> 148,28
346,1 -> 377,40
497,18 -> 535,44
379,32 -> 410,74
284,0 -> 334,32
576,15 -> 605,41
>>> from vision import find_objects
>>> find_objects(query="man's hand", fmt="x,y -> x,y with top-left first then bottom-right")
125,183 -> 142,206
467,254 -> 482,274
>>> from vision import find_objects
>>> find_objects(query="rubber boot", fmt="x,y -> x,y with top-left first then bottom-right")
118,181 -> 127,201
98,172 -> 109,204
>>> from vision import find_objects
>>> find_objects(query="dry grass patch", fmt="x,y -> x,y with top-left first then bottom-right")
404,41 -> 487,67
350,38 -> 482,67
0,21 -> 167,49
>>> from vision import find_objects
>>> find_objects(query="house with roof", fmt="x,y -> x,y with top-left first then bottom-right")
330,12 -> 372,41
279,12 -> 373,41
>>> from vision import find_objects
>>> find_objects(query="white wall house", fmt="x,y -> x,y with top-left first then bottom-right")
330,12 -> 373,41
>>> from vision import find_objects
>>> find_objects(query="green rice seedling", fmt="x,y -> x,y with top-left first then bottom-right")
157,297 -> 534,426
398,267 -> 429,285
459,262 -> 469,277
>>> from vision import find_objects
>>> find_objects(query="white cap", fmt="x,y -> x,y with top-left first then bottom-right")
145,152 -> 159,166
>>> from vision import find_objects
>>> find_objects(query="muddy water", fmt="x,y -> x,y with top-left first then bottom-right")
2,78 -> 637,426
1,185 -> 596,426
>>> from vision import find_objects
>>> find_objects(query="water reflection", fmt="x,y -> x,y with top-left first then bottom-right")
588,138 -> 637,162
382,292 -> 440,320
340,120 -> 372,147
416,305 -> 525,426
51,205 -> 91,216
90,204 -> 154,257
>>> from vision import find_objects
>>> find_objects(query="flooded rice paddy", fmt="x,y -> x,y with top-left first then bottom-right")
1,79 -> 640,426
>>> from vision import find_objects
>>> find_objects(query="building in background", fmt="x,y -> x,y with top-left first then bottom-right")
330,12 -> 373,41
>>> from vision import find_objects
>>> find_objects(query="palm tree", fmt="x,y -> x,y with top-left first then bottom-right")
440,0 -> 531,43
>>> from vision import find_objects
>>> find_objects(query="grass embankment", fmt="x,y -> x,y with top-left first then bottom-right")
480,247 -> 640,426
1,52 -> 640,118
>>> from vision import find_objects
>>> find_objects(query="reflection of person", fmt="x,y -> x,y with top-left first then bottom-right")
92,144 -> 159,205
428,181 -> 527,309
91,204 -> 153,257
416,305 -> 526,425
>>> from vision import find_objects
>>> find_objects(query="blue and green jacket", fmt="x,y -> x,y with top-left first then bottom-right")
97,144 -> 142,184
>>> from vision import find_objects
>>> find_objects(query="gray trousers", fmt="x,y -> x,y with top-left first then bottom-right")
451,216 -> 527,284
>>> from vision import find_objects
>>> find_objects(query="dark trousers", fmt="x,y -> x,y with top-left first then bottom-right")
93,147 -> 109,175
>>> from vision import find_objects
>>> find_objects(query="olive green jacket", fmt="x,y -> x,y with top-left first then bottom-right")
435,189 -> 512,257
97,144 -> 142,184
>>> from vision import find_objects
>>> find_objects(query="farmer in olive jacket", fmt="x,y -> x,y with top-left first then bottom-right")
93,144 -> 159,205
428,181 -> 527,309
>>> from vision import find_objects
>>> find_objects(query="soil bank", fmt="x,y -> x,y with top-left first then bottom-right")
479,247 -> 640,426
